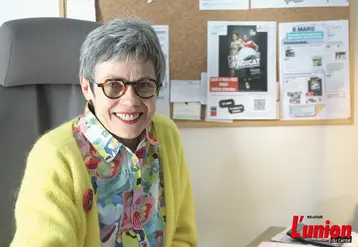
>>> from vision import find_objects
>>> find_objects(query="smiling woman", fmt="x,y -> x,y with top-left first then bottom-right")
10,16 -> 198,247
83,58 -> 159,150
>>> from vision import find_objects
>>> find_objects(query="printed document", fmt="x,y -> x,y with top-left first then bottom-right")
206,21 -> 277,120
156,86 -> 170,117
251,0 -> 349,9
258,242 -> 306,247
200,72 -> 208,105
200,0 -> 248,10
279,20 -> 351,120
173,102 -> 201,120
153,25 -> 170,90
153,25 -> 170,117
66,0 -> 96,21
170,80 -> 201,102
0,0 -> 59,26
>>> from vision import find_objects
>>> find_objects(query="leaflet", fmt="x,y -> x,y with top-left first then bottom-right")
199,0 -> 249,10
279,20 -> 351,120
251,0 -> 349,9
66,0 -> 96,21
170,80 -> 201,102
206,21 -> 277,120
153,25 -> 170,117
153,25 -> 169,90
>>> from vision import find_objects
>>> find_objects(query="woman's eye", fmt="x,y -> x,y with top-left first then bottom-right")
107,82 -> 120,88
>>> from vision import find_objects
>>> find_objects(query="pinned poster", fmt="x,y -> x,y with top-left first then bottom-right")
153,25 -> 170,118
170,80 -> 201,102
199,0 -> 249,10
153,25 -> 170,90
173,102 -> 201,120
66,0 -> 96,21
251,0 -> 349,9
279,20 -> 351,120
0,0 -> 60,26
206,21 -> 277,120
200,72 -> 208,105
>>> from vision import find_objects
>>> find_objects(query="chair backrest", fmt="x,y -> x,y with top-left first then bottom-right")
0,17 -> 101,246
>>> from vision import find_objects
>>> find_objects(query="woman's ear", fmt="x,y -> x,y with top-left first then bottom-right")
80,77 -> 93,101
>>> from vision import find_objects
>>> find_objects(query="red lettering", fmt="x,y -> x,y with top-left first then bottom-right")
330,225 -> 340,238
291,216 -> 304,238
302,225 -> 313,238
324,220 -> 330,238
313,225 -> 325,238
340,225 -> 352,238
291,217 -> 352,240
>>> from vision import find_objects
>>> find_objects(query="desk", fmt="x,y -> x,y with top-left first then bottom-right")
246,226 -> 286,247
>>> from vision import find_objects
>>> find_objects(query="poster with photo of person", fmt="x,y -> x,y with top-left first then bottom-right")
206,21 -> 277,120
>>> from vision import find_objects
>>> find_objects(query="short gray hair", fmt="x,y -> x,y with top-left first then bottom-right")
79,16 -> 165,84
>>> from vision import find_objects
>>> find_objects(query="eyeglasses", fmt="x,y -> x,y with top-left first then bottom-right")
89,78 -> 162,99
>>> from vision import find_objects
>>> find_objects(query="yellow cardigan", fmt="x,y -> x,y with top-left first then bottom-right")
10,114 -> 197,247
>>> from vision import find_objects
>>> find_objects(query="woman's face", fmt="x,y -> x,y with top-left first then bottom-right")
233,34 -> 238,41
81,57 -> 157,140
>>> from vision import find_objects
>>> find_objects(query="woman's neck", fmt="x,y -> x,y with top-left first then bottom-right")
117,136 -> 140,153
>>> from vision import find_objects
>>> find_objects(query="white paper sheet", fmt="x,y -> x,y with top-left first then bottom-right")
156,86 -> 170,117
204,117 -> 233,123
258,242 -> 306,247
153,25 -> 170,118
206,21 -> 277,120
153,26 -> 170,90
279,20 -> 351,120
199,0 -> 249,10
251,0 -> 349,9
0,0 -> 60,26
66,0 -> 96,21
173,102 -> 201,120
200,72 -> 208,105
170,80 -> 201,102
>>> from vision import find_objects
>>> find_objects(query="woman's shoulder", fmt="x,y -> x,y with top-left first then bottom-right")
29,119 -> 78,158
152,114 -> 181,143
23,119 -> 83,185
152,114 -> 178,133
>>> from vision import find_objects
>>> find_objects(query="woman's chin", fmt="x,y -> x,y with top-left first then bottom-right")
107,114 -> 150,142
111,123 -> 146,142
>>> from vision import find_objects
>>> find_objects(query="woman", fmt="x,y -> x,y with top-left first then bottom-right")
10,17 -> 197,247
229,32 -> 243,76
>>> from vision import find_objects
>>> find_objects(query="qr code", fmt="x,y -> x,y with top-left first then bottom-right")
254,99 -> 266,111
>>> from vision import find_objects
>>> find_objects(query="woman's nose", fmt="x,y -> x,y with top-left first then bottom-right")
121,85 -> 140,105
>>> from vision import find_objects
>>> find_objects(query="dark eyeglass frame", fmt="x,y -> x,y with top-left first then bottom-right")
89,78 -> 162,99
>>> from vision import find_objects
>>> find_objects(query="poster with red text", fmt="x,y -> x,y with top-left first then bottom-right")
206,21 -> 277,120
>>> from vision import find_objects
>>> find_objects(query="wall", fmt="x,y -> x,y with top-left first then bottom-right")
179,5 -> 358,247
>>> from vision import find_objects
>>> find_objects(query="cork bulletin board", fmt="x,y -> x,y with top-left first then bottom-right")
60,0 -> 355,128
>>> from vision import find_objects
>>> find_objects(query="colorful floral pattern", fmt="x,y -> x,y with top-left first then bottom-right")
72,105 -> 166,247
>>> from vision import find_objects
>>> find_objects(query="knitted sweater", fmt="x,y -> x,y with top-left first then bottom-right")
10,114 -> 197,247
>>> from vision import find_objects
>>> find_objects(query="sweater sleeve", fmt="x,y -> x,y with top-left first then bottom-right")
172,144 -> 198,247
10,138 -> 79,247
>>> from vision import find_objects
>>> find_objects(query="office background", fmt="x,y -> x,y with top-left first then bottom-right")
1,1 -> 357,246
177,4 -> 358,247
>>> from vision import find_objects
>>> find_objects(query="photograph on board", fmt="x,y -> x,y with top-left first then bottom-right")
218,25 -> 268,92
206,21 -> 277,120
